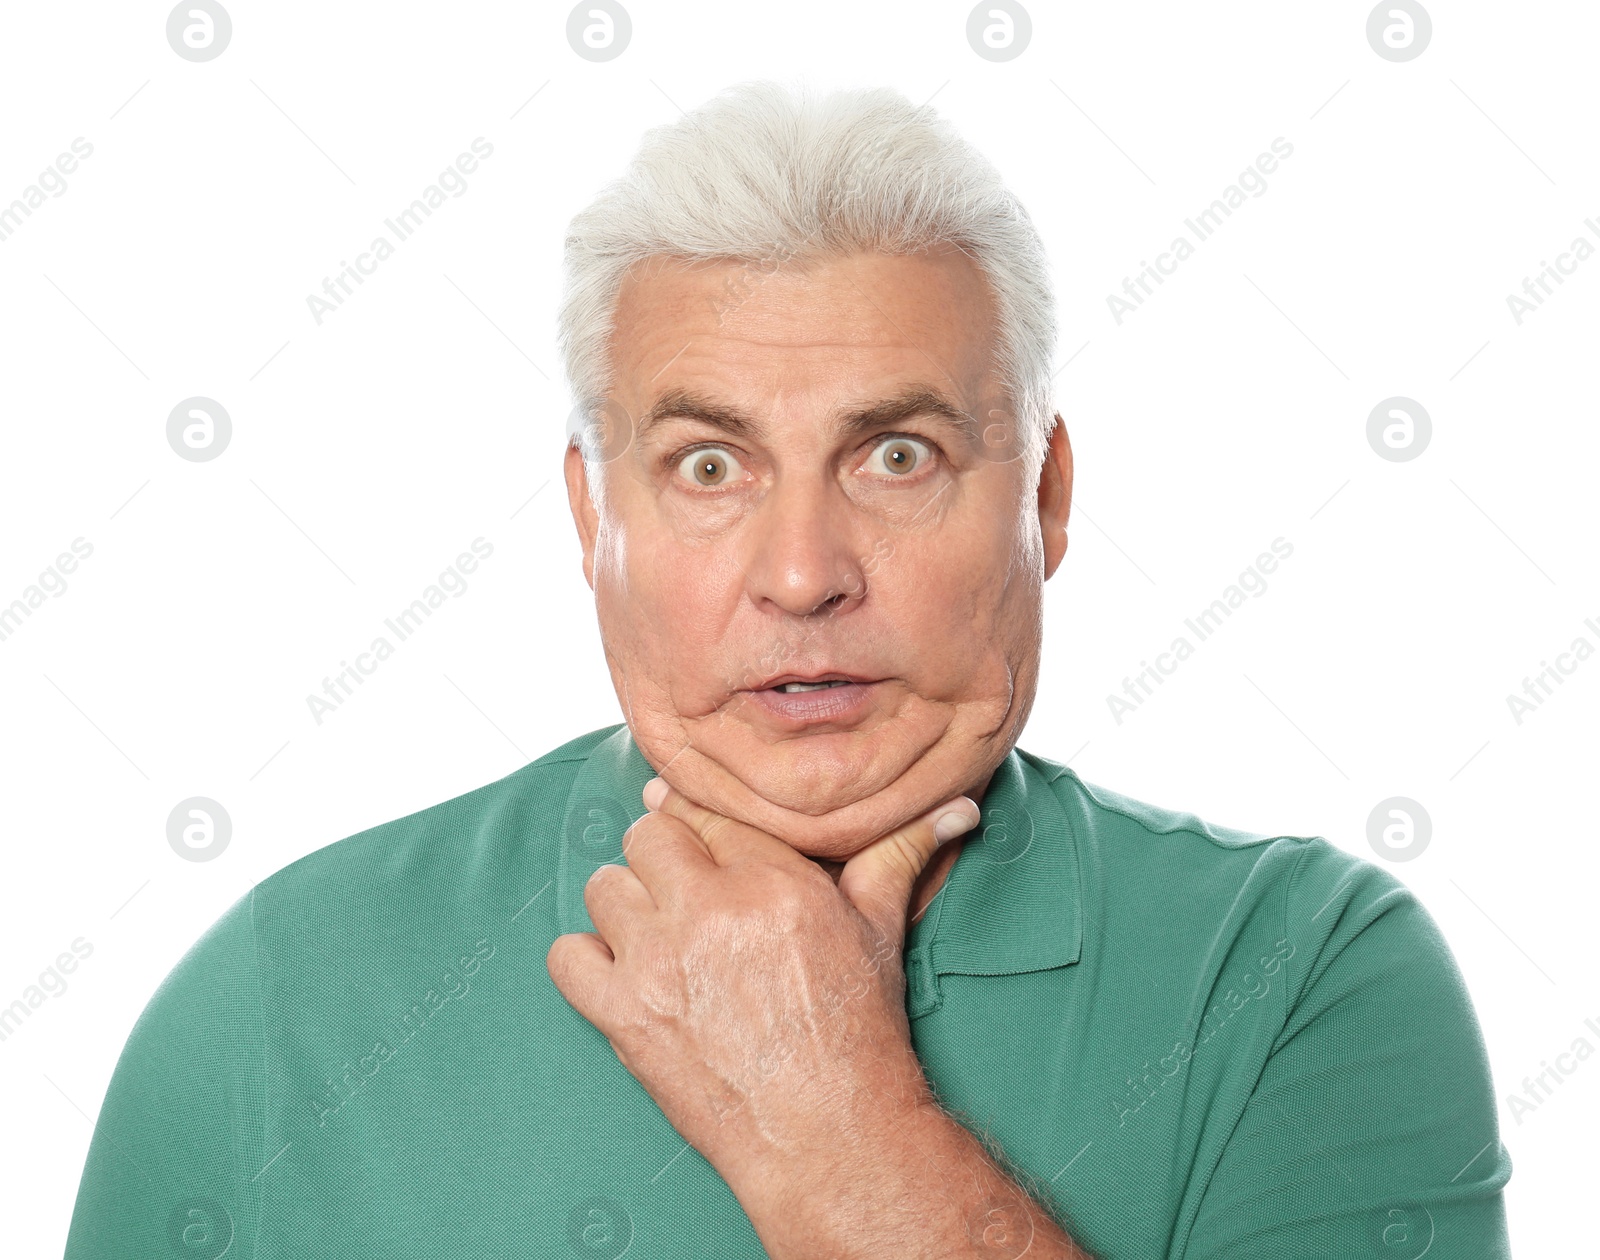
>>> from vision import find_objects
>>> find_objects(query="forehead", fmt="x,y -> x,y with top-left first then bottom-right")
605,247 -> 1002,407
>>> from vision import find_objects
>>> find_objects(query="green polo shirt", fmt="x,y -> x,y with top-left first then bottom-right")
65,723 -> 1511,1258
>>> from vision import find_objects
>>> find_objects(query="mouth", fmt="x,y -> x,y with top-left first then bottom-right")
738,671 -> 884,728
751,671 -> 879,694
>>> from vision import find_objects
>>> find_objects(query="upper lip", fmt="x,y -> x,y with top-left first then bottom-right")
749,670 -> 877,691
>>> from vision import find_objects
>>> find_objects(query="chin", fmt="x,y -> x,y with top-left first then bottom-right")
625,685 -> 1013,853
669,748 -> 960,859
698,693 -> 943,801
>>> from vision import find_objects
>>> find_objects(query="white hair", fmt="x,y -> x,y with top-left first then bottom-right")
559,80 -> 1057,480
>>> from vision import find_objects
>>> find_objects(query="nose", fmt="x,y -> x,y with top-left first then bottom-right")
741,477 -> 868,618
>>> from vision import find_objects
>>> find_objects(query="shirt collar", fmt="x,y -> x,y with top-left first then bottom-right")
555,725 -> 1082,1016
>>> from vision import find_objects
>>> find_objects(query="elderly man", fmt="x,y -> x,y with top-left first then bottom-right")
66,84 -> 1510,1258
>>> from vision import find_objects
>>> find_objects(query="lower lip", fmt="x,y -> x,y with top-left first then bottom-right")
740,681 -> 878,726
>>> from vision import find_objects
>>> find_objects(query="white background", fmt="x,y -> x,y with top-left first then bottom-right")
1,2 -> 1595,1254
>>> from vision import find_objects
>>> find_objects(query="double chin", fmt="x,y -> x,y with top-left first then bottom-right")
636,707 -> 989,857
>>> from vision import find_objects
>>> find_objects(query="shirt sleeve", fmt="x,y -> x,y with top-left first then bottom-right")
1182,837 -> 1512,1259
64,888 -> 267,1259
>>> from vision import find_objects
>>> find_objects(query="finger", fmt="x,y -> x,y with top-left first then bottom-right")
546,931 -> 616,1027
582,861 -> 655,956
837,796 -> 980,949
619,808 -> 718,905
642,777 -> 785,868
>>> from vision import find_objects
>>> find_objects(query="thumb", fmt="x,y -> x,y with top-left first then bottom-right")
837,796 -> 981,948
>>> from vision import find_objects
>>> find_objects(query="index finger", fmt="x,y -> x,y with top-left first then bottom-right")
617,806 -> 717,907
642,777 -> 792,868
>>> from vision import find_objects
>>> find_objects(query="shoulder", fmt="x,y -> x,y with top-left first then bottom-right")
144,726 -> 616,973
1016,746 -> 1428,988
139,722 -> 627,1025
251,723 -> 624,928
1019,743 -> 1325,876
143,725 -> 623,986
124,724 -> 631,1075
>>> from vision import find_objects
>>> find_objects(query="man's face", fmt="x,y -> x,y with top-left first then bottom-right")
565,246 -> 1071,859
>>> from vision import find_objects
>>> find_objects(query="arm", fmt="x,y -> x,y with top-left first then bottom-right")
64,890 -> 266,1259
549,779 -> 1099,1259
1181,839 -> 1512,1258
732,1087 -> 1094,1259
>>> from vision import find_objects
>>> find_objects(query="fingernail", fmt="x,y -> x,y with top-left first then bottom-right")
642,777 -> 667,810
934,809 -> 978,841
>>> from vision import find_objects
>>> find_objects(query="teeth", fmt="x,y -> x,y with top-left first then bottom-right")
779,680 -> 850,693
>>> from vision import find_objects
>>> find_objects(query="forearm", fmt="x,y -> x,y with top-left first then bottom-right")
733,1094 -> 1093,1260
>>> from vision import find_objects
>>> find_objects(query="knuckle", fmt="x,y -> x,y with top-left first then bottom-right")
882,836 -> 926,884
586,861 -> 620,889
583,861 -> 622,910
759,879 -> 813,929
623,811 -> 682,854
698,813 -> 735,847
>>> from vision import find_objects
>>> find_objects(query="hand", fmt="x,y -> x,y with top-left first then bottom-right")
545,776 -> 981,1207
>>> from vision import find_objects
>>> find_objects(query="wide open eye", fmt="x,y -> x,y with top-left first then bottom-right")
675,447 -> 746,487
864,435 -> 932,477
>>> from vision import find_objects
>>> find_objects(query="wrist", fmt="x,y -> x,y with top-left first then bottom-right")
733,1086 -> 957,1256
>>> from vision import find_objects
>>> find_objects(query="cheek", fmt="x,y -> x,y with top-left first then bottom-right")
907,543 -> 1038,695
595,524 -> 737,655
593,519 -> 656,655
591,528 -> 634,636
598,464 -> 745,584
594,520 -> 627,585
886,522 -> 1021,631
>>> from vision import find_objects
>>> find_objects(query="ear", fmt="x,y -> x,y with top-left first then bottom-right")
564,441 -> 600,591
1037,413 -> 1072,580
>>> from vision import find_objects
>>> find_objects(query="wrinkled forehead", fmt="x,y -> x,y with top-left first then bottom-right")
604,247 -> 1006,417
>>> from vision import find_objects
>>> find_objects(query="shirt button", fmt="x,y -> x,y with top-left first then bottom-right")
905,952 -> 940,1016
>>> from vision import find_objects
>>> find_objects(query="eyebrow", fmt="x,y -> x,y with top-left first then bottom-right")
636,385 -> 980,445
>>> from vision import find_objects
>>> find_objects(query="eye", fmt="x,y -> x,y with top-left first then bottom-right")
863,435 -> 932,477
675,446 -> 745,488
